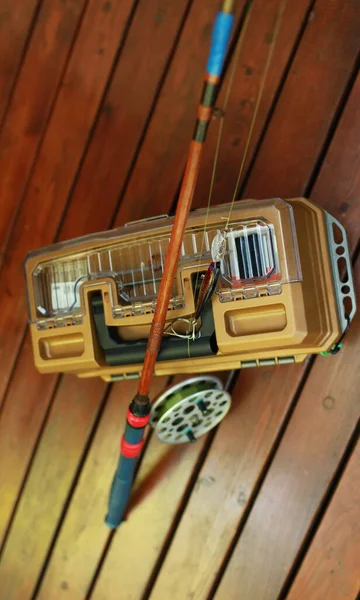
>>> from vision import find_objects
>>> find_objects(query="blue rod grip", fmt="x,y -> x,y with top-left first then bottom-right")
206,12 -> 234,78
105,455 -> 137,528
105,421 -> 146,528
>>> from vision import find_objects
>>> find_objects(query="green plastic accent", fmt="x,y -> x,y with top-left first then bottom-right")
320,343 -> 343,356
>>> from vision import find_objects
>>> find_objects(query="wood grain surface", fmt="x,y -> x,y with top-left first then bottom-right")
0,0 -> 40,126
0,0 -> 135,407
215,258 -> 360,600
149,365 -> 305,600
0,1 -> 358,598
0,0 -> 191,557
0,0 -> 88,260
244,0 -> 360,199
287,440 -> 360,600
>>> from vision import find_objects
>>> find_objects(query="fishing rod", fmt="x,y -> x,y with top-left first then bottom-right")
23,0 -> 356,530
105,0 -> 237,529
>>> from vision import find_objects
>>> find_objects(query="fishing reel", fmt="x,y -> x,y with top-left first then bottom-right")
150,376 -> 231,444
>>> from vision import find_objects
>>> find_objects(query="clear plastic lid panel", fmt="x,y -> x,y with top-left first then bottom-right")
27,199 -> 302,326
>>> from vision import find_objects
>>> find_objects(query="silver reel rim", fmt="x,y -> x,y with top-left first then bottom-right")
150,375 -> 231,444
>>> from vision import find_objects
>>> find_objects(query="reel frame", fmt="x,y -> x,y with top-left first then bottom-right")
150,375 -> 231,444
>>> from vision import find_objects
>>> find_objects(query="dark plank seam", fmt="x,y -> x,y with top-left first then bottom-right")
30,383 -> 114,600
84,431 -> 157,599
278,418 -> 360,600
84,375 -> 178,598
207,129 -> 360,600
0,0 -> 139,418
305,51 -> 360,196
106,0 -> 194,230
238,0 -> 316,200
0,0 -> 192,423
206,357 -> 315,600
24,0 -> 196,592
54,0 -> 143,239
168,0 -> 269,216
135,2 -> 323,594
140,371 -> 240,600
277,242 -> 360,598
0,374 -> 63,559
0,0 -> 92,271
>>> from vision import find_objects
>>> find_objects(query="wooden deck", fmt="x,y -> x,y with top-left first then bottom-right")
0,1 -> 359,598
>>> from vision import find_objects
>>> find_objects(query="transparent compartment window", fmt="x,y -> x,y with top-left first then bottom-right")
26,198 -> 302,327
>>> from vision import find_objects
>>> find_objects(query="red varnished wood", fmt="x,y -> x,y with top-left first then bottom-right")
113,0 -> 246,228
215,259 -> 360,600
60,0 -> 190,241
0,0 -> 135,408
0,1 -> 358,597
147,365 -> 305,600
0,0 -> 40,125
0,0 -> 87,259
244,0 -> 360,199
0,0 -> 191,556
287,441 -> 360,600
311,73 -> 360,254
0,0 -> 200,580
133,25 -> 360,599
193,0 -> 312,209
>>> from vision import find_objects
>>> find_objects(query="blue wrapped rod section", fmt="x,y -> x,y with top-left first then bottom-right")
105,422 -> 145,529
206,12 -> 234,78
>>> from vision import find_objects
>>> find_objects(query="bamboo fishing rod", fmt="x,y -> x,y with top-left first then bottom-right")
105,0 -> 237,528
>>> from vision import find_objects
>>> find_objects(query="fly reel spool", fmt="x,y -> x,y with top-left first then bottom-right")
150,376 -> 231,444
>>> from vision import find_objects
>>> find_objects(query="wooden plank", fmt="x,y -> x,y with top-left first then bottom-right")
287,441 -> 360,600
30,375 -> 220,600
0,0 -> 40,125
90,411 -> 210,600
53,16 -> 360,600
0,0 -> 135,408
42,7 -> 316,596
134,31 -> 360,600
113,0 -> 246,228
0,375 -> 106,600
0,4 -> 358,600
311,73 -> 360,254
0,339 -> 57,547
243,0 -> 360,199
102,365 -> 305,600
38,7 -> 360,597
0,0 -> 88,258
215,259 -> 360,600
13,377 -> 165,600
60,0 -> 191,241
0,377 -> 167,600
193,0 -> 312,209
2,2 -> 250,592
0,0 -> 192,571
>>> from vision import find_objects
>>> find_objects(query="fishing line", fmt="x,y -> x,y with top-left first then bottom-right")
190,0 -> 255,344
188,0 -> 287,354
225,0 -> 287,230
